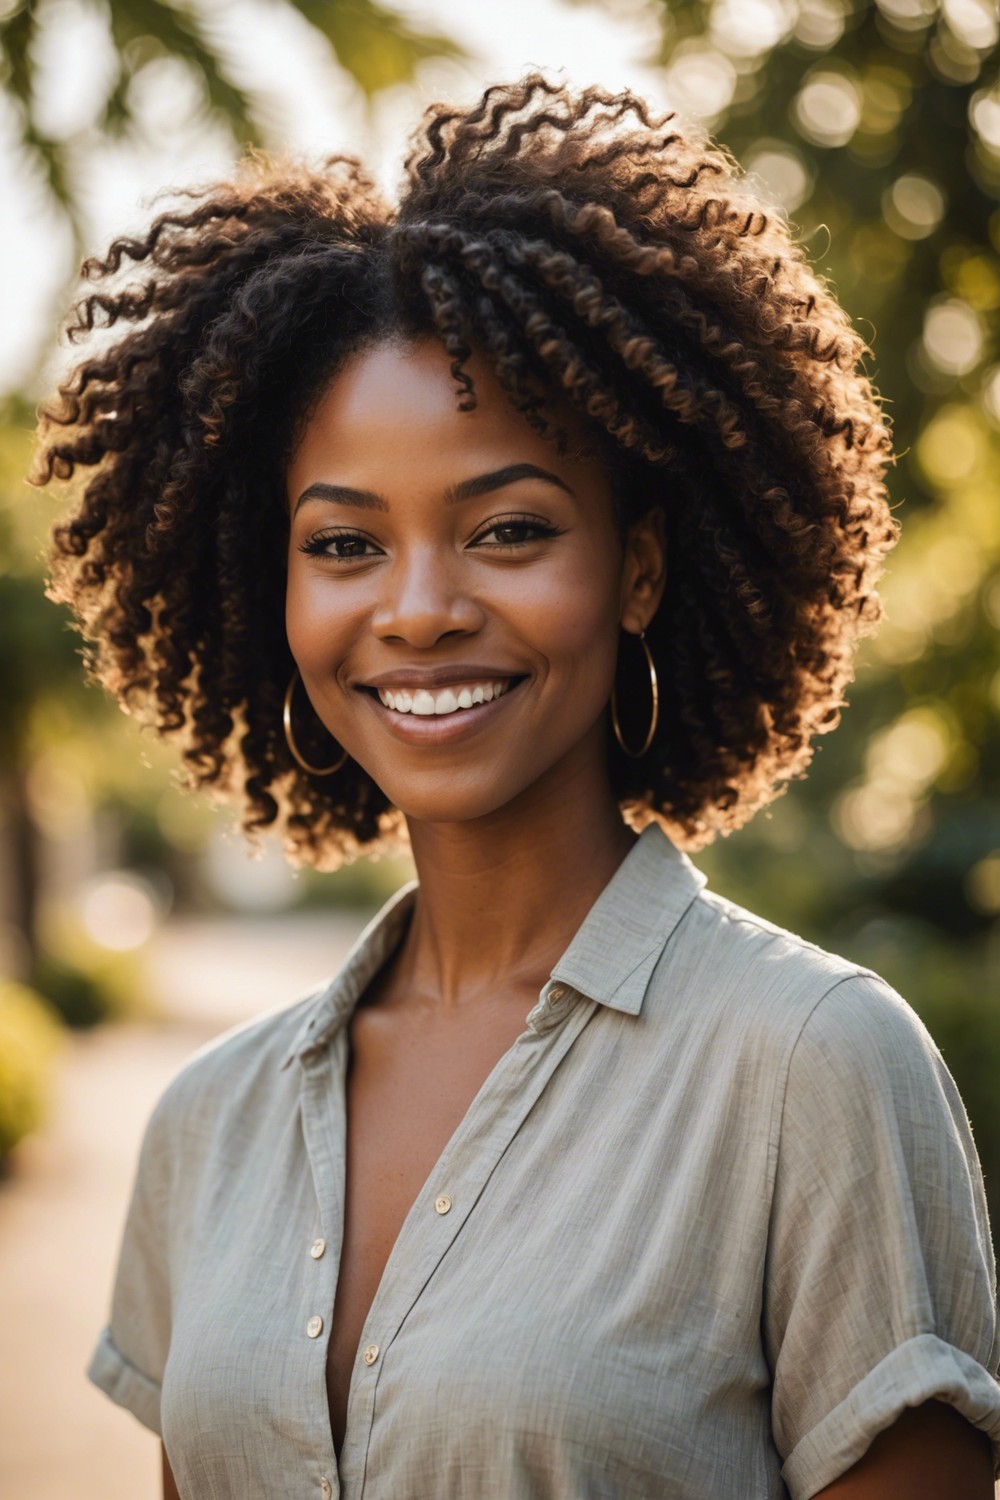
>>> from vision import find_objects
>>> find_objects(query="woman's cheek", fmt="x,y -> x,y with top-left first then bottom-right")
285,570 -> 353,676
507,553 -> 620,672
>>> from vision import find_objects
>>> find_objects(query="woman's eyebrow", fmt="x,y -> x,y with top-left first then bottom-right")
444,463 -> 575,504
294,463 -> 574,518
294,482 -> 388,516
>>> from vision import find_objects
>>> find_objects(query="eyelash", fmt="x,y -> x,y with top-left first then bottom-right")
297,514 -> 563,561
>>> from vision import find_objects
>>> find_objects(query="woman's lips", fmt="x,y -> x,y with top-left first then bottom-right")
361,677 -> 525,743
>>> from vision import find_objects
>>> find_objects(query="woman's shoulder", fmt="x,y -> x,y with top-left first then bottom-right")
663,879 -> 938,1071
143,987 -> 327,1145
145,885 -> 417,1143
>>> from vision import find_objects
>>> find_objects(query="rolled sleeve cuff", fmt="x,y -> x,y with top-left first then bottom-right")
87,1326 -> 163,1437
782,1333 -> 1000,1500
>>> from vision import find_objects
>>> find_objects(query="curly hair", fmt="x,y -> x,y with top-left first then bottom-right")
30,76 -> 897,866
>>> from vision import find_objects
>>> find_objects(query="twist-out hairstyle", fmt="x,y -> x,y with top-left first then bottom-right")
31,75 -> 897,866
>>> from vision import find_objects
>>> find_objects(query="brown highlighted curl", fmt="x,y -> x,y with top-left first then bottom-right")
31,76 -> 897,867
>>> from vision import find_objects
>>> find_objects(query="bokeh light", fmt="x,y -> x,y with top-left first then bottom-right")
663,41 -> 737,124
965,852 -> 1000,914
917,404 -> 988,483
873,0 -> 938,32
942,0 -> 999,53
744,139 -> 813,212
793,68 -> 863,148
709,0 -> 797,58
793,0 -> 848,50
970,84 -> 1000,154
203,829 -> 299,912
981,364 -> 1000,424
77,871 -> 160,951
832,707 -> 951,853
882,172 -> 947,238
921,297 -> 984,375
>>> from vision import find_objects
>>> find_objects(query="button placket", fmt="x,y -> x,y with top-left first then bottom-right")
298,1042 -> 348,1489
338,997 -> 600,1497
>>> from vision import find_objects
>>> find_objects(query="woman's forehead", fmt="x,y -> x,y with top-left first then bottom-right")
287,337 -> 610,499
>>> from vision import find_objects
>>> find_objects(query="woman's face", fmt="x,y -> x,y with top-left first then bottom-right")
285,337 -> 664,827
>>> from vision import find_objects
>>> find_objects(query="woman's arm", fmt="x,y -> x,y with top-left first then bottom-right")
814,1399 -> 993,1499
161,1442 -> 181,1500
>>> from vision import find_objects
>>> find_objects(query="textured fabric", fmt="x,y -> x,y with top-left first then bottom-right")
88,824 -> 1000,1499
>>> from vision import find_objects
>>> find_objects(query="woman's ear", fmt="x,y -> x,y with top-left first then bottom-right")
620,508 -> 667,633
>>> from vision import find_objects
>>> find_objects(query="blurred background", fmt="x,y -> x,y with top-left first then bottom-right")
0,0 -> 998,1495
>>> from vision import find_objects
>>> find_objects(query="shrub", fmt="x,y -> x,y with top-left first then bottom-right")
0,982 -> 61,1159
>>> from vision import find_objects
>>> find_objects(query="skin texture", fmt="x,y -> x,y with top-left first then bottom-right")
155,339 -> 991,1497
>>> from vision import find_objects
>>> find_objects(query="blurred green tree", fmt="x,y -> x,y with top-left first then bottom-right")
0,0 -> 460,260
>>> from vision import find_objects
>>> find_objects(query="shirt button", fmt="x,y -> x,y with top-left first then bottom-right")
362,1343 -> 380,1365
434,1194 -> 452,1215
549,984 -> 566,1003
310,1238 -> 327,1259
320,1480 -> 332,1499
307,1315 -> 324,1338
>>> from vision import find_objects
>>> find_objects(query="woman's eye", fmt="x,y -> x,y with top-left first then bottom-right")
298,532 -> 380,561
474,516 -> 561,549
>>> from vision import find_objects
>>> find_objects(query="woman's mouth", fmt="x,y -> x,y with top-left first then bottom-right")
360,674 -> 526,743
375,680 -> 513,716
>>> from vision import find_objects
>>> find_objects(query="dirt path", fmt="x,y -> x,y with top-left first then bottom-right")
0,912 -> 365,1500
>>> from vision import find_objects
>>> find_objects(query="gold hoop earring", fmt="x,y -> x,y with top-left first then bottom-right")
282,669 -> 348,776
611,629 -> 659,759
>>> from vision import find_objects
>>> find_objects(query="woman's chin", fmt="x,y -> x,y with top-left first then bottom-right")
383,785 -> 523,830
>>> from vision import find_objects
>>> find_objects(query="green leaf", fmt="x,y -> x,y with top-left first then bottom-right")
106,0 -> 260,145
293,0 -> 464,97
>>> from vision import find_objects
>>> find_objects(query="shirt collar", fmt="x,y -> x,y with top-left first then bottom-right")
280,822 -> 705,1069
548,821 -> 706,1016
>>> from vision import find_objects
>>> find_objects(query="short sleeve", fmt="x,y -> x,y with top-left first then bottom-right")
87,1088 -> 178,1436
763,971 -> 1000,1500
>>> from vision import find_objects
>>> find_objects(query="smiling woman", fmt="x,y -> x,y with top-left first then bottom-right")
283,338 -> 654,826
30,75 -> 1000,1500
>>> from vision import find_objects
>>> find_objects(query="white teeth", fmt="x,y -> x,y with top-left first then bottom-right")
376,680 -> 511,716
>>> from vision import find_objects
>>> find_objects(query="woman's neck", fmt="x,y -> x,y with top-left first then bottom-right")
398,743 -> 635,1010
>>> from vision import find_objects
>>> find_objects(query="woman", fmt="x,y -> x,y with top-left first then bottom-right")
33,78 -> 999,1499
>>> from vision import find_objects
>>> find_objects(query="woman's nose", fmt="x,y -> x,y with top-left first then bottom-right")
370,547 -> 484,648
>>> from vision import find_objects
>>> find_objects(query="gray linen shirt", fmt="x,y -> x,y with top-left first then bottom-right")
89,824 -> 1000,1499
